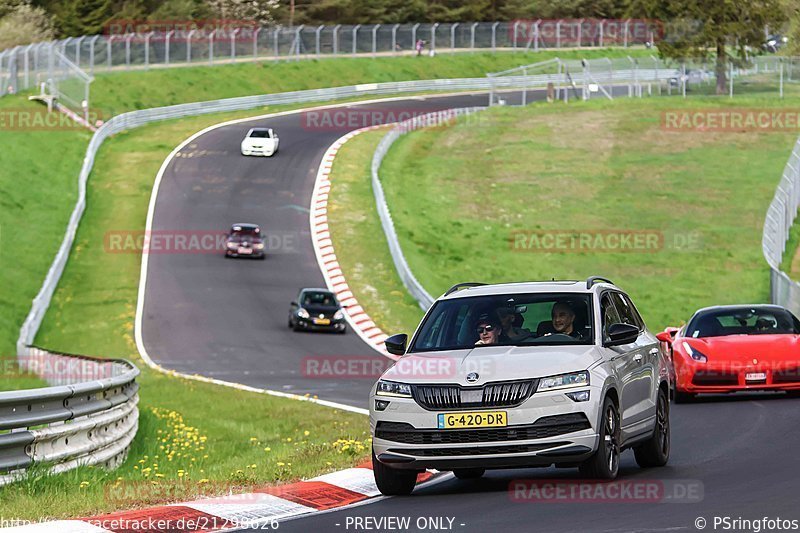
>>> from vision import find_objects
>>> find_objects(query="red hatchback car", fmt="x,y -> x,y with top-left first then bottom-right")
658,305 -> 800,402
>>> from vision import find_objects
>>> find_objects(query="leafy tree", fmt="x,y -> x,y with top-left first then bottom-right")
0,1 -> 54,48
633,0 -> 786,94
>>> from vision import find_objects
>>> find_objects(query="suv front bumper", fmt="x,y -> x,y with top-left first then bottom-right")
371,386 -> 601,470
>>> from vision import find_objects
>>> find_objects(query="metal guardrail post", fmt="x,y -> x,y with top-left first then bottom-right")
372,24 -> 380,57
231,29 -> 239,62
107,36 -> 113,70
624,19 -> 630,47
513,21 -> 520,50
165,30 -> 174,66
144,32 -> 153,69
412,23 -> 420,51
556,20 -> 562,48
431,23 -> 439,54
209,30 -> 215,65
274,26 -> 280,59
88,36 -> 99,75
451,23 -> 458,50
391,24 -> 399,54
599,20 -> 604,47
75,36 -> 85,67
491,22 -> 499,52
254,27 -> 261,58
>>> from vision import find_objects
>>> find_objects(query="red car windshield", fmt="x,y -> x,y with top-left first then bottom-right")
686,308 -> 800,338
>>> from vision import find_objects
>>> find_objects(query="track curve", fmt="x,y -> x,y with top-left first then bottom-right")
139,93 -> 517,407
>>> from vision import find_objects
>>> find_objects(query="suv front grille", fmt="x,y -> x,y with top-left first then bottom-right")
412,380 -> 536,410
375,413 -> 591,444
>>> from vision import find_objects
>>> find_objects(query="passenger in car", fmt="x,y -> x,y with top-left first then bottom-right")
496,307 -> 532,342
550,301 -> 587,340
474,314 -> 502,345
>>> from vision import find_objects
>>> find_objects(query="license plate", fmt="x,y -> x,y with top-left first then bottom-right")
437,411 -> 507,429
745,372 -> 767,381
237,247 -> 252,254
313,318 -> 331,325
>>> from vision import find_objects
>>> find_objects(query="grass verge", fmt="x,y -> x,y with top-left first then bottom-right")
0,104 -> 374,520
328,96 -> 800,335
91,49 -> 653,113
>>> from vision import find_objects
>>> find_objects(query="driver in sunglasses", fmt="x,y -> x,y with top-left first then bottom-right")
474,314 -> 502,345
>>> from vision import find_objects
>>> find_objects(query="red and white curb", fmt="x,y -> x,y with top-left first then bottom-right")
309,125 -> 400,361
5,465 -> 438,532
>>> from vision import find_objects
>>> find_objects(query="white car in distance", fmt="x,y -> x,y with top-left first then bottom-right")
241,127 -> 279,157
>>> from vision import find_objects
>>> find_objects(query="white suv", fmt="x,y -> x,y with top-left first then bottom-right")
370,277 -> 671,495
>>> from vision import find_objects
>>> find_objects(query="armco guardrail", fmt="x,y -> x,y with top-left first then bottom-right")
371,108 -> 487,310
762,136 -> 800,316
1,347 -> 138,485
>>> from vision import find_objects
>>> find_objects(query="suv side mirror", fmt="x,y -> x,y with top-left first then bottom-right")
290,301 -> 297,307
605,323 -> 639,347
384,333 -> 408,356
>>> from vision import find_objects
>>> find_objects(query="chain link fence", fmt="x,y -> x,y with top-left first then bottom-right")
763,138 -> 800,317
0,20 -> 658,98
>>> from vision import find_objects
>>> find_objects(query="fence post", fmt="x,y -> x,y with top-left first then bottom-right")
623,19 -> 630,48
470,23 -> 478,52
333,25 -> 340,56
274,26 -> 280,59
556,20 -> 562,48
75,36 -> 84,67
254,27 -> 261,58
599,20 -> 604,47
576,19 -> 583,48
125,34 -> 132,70
144,32 -> 152,69
187,29 -> 196,63
491,22 -> 499,52
534,20 -> 540,51
372,24 -> 379,57
780,60 -> 784,98
392,24 -> 399,54
513,21 -> 520,50
316,25 -> 323,57
23,44 -> 33,89
107,35 -> 113,70
352,24 -> 361,55
451,22 -> 458,50
165,30 -> 173,66
431,23 -> 439,54
729,60 -> 733,98
294,25 -> 303,59
209,30 -> 215,64
412,23 -> 419,51
231,28 -> 238,62
88,36 -> 99,75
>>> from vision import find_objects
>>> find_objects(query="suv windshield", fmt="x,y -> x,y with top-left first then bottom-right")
410,293 -> 594,352
249,129 -> 271,138
686,307 -> 800,338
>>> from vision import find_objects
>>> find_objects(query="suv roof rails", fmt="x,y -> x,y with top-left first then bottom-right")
586,276 -> 615,289
444,282 -> 487,297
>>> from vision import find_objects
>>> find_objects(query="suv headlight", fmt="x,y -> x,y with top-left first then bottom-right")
297,308 -> 310,319
227,242 -> 238,249
333,309 -> 344,320
254,242 -> 264,250
376,380 -> 412,398
537,371 -> 589,392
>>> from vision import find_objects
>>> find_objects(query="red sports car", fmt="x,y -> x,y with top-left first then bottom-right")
658,305 -> 800,403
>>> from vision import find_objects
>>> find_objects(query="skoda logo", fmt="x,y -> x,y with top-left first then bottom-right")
466,372 -> 479,383
753,358 -> 758,365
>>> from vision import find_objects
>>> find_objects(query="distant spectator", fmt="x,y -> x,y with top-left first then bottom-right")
415,39 -> 425,56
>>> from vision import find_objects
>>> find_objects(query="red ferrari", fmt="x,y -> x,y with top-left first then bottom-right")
658,305 -> 800,403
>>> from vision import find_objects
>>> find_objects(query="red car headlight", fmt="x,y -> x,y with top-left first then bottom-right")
681,342 -> 708,363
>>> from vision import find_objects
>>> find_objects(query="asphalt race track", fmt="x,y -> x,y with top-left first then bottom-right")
140,90 -> 800,532
140,91 -> 526,407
